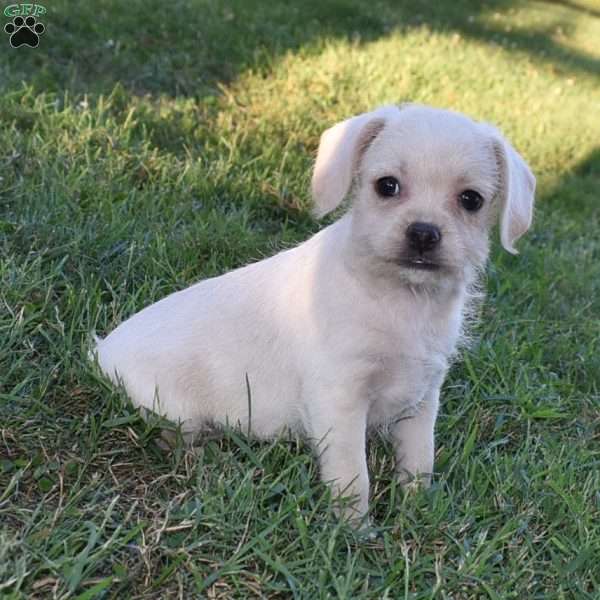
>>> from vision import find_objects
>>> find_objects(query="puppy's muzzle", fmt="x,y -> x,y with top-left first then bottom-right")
406,222 -> 442,252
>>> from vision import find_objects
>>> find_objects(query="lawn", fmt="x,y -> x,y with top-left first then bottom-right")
1,0 -> 599,597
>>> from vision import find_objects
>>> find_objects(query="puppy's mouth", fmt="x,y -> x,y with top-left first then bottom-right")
396,256 -> 441,271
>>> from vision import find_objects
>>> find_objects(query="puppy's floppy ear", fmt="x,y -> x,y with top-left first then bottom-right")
486,127 -> 536,254
311,106 -> 398,218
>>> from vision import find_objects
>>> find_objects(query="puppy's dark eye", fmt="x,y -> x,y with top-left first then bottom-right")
459,189 -> 484,212
375,176 -> 401,198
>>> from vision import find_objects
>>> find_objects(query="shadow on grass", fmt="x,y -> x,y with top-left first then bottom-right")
543,146 -> 600,215
549,0 -> 600,19
1,0 -> 598,98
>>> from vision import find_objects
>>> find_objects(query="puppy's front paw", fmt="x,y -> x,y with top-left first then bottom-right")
331,493 -> 369,527
356,521 -> 383,542
396,466 -> 432,490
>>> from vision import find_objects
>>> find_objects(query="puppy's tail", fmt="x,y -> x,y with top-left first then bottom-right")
87,331 -> 103,364
88,332 -> 117,387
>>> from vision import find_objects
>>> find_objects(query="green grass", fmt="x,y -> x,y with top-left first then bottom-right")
1,0 -> 599,597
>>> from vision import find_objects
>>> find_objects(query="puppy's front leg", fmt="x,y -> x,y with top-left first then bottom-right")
391,388 -> 440,487
309,402 -> 369,520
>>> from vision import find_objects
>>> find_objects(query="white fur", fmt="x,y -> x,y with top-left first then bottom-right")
94,104 -> 535,520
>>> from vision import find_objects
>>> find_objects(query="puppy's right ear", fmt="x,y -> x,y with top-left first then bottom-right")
311,106 -> 397,218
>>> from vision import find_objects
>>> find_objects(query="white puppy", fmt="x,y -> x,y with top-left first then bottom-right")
95,104 -> 535,519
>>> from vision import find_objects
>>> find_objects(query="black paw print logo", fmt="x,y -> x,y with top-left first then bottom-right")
4,16 -> 45,48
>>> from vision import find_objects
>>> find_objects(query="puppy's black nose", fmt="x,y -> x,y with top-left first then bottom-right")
406,222 -> 442,252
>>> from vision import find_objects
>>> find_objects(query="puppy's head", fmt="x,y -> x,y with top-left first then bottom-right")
312,105 -> 535,287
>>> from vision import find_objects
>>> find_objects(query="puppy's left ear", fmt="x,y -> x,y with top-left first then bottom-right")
488,130 -> 536,254
311,106 -> 398,218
